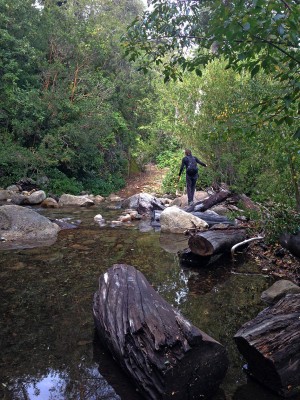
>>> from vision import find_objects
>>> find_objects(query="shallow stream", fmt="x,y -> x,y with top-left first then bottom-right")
0,204 -> 282,400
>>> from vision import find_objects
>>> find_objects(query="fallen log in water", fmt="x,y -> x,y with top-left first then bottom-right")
188,228 -> 247,256
93,264 -> 229,400
192,212 -> 235,227
178,248 -> 223,268
186,190 -> 231,212
234,294 -> 300,398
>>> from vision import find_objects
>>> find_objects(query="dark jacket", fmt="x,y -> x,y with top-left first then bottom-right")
179,155 -> 206,177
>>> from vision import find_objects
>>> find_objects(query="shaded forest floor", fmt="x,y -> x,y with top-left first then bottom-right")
117,164 -> 300,285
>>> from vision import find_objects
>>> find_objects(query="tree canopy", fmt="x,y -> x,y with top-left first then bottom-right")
124,0 -> 300,123
0,0 -> 155,195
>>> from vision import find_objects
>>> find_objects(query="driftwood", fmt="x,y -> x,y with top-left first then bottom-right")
231,236 -> 264,258
188,228 -> 247,256
93,264 -> 229,400
230,193 -> 260,211
186,190 -> 231,212
234,294 -> 300,398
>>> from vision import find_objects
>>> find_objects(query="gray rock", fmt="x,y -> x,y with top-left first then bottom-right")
5,185 -> 20,192
41,197 -> 59,208
27,190 -> 46,204
11,193 -> 27,205
0,190 -> 17,201
261,280 -> 300,304
89,194 -> 105,204
122,193 -> 164,214
58,194 -> 95,207
0,205 -> 60,243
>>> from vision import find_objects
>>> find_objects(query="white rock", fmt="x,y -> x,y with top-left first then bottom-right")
27,190 -> 46,204
160,206 -> 208,233
58,194 -> 94,207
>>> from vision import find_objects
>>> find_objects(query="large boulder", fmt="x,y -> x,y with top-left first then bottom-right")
58,194 -> 94,207
0,205 -> 60,243
160,206 -> 208,233
121,193 -> 165,214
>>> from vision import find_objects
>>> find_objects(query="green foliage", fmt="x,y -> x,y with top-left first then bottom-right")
159,150 -> 183,194
150,59 -> 300,209
124,0 -> 300,123
44,169 -> 83,195
83,174 -> 125,197
262,204 -> 300,244
240,203 -> 300,245
0,0 -> 155,196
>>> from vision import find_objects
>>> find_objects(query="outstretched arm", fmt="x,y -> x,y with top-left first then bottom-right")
195,157 -> 207,167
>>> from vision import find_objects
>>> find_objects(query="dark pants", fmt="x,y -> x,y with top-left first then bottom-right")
186,174 -> 198,203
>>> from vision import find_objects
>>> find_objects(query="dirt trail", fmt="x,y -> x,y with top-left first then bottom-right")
116,164 -> 169,198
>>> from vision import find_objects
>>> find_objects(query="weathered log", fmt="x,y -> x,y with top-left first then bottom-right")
93,264 -> 229,400
186,189 -> 231,212
192,212 -> 235,227
229,193 -> 260,211
188,228 -> 247,256
280,232 -> 300,258
234,294 -> 300,398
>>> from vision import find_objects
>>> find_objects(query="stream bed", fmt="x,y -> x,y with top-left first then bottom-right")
0,204 -> 282,400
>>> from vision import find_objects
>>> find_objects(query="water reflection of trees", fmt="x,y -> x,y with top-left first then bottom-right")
3,366 -> 122,400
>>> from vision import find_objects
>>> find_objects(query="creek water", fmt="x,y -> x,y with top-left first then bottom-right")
0,204 -> 282,400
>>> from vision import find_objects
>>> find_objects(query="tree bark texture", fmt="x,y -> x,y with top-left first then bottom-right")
186,190 -> 231,212
188,229 -> 247,256
93,264 -> 229,400
234,294 -> 300,398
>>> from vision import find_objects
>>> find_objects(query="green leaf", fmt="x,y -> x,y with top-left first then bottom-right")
251,64 -> 260,78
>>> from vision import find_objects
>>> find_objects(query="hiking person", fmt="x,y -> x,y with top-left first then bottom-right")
178,149 -> 207,205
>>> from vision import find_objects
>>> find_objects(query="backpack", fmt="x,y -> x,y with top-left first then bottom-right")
186,156 -> 198,176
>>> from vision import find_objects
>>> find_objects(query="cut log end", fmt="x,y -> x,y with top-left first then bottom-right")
188,235 -> 214,256
234,294 -> 300,398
